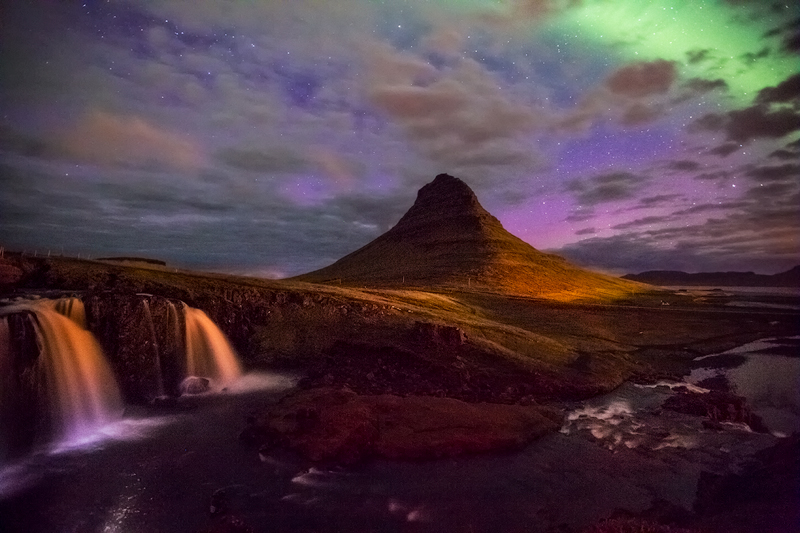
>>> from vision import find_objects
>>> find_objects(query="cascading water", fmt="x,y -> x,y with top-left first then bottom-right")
183,306 -> 242,389
0,298 -> 123,454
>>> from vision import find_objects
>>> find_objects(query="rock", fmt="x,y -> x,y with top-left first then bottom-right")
0,259 -> 23,286
248,387 -> 562,463
181,376 -> 211,395
694,436 -> 800,532
661,390 -> 768,432
413,321 -> 466,346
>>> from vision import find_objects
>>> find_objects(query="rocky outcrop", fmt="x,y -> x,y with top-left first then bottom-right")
85,293 -> 186,402
0,258 -> 23,287
245,387 -> 562,463
661,390 -> 769,432
694,435 -> 800,532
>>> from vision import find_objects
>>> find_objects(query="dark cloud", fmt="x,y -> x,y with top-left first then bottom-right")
555,208 -> 799,273
672,201 -> 749,216
636,194 -> 683,208
215,147 -> 308,173
686,49 -> 712,64
691,105 -> 800,143
783,31 -> 800,53
706,143 -> 740,157
667,160 -> 701,171
620,103 -> 663,125
611,215 -> 670,230
682,78 -> 728,94
755,73 -> 800,105
567,172 -> 646,206
740,47 -> 770,64
605,60 -> 676,98
574,227 -> 596,236
768,149 -> 797,160
745,163 -> 800,182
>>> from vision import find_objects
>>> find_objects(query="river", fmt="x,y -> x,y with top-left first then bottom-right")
0,337 -> 797,532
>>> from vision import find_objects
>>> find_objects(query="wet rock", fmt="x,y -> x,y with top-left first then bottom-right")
181,376 -> 211,395
248,387 -> 562,463
661,390 -> 769,433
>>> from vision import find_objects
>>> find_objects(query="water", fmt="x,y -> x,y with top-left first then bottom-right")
0,297 -> 247,460
0,320 -> 795,532
0,299 -> 123,452
184,306 -> 243,388
689,336 -> 800,436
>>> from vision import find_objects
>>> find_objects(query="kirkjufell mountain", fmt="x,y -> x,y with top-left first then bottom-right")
297,174 -> 642,300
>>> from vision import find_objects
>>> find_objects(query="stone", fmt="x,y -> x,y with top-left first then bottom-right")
248,387 -> 562,463
181,376 -> 211,395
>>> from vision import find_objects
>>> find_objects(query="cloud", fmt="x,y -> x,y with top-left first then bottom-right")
686,49 -> 712,64
666,160 -> 701,172
310,148 -> 361,189
745,163 -> 800,182
558,59 -> 678,131
62,110 -> 204,170
215,147 -> 307,173
366,47 -> 542,173
611,215 -> 671,231
605,60 -> 676,98
755,73 -> 800,105
574,227 -> 596,236
567,172 -> 647,206
636,194 -> 684,208
706,143 -> 740,157
691,105 -> 800,143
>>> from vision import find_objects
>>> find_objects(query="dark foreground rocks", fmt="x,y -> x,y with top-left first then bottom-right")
244,387 -> 563,463
661,389 -> 769,433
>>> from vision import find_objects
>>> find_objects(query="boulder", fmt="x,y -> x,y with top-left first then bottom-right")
249,387 -> 562,463
181,376 -> 211,395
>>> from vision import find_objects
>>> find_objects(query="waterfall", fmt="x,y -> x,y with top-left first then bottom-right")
52,297 -> 87,329
183,306 -> 242,388
0,299 -> 123,450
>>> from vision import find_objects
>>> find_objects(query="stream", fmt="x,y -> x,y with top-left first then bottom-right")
0,337 -> 797,533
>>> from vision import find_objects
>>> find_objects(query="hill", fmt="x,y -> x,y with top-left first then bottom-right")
623,265 -> 800,287
295,174 -> 642,301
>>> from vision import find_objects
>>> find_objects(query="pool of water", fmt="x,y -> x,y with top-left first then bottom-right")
689,336 -> 800,436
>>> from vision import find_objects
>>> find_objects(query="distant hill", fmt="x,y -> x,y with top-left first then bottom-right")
97,256 -> 167,266
622,266 -> 800,287
295,173 -> 643,300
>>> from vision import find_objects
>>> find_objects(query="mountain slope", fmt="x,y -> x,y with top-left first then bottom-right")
296,174 -> 643,300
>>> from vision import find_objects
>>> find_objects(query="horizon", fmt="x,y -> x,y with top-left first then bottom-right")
1,1 -> 798,277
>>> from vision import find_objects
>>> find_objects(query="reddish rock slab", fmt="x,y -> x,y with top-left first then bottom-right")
250,387 -> 562,463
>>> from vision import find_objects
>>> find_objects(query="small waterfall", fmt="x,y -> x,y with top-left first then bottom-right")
0,299 -> 123,451
183,306 -> 242,388
141,300 -> 165,397
52,297 -> 87,329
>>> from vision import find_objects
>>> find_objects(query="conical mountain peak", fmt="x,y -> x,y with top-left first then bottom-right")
393,173 -> 498,235
296,174 -> 640,300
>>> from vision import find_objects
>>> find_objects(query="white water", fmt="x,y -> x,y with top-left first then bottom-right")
1,299 -> 123,446
184,306 -> 243,388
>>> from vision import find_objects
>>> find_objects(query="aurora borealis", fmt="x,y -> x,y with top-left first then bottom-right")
1,0 -> 798,276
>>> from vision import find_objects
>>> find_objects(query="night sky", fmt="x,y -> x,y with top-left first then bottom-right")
1,1 -> 798,278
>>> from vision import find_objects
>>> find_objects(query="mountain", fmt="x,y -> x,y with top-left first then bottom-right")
623,266 -> 800,287
295,174 -> 642,300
